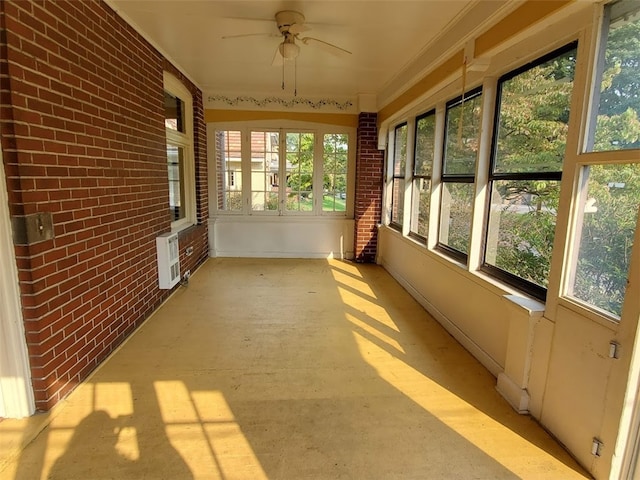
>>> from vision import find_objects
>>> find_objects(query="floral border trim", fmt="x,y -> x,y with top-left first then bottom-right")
207,95 -> 354,111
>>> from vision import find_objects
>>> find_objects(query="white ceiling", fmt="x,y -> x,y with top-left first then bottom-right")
107,0 -> 514,105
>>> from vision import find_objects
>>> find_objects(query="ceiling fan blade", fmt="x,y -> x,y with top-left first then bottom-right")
221,32 -> 279,40
300,37 -> 351,56
272,44 -> 284,66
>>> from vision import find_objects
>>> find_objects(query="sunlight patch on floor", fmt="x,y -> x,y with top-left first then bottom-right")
351,330 -> 586,479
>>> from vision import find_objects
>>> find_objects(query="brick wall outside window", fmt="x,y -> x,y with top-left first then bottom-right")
354,113 -> 384,262
0,0 -> 208,409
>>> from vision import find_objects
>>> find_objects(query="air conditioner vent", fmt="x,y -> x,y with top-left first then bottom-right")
156,232 -> 180,289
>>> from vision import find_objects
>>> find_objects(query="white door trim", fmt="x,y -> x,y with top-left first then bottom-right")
0,143 -> 35,418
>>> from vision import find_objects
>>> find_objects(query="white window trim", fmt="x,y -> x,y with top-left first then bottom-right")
164,72 -> 196,232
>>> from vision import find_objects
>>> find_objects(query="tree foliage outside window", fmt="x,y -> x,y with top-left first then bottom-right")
484,44 -> 577,298
411,111 -> 435,239
567,0 -> 640,318
569,164 -> 640,317
438,89 -> 483,260
391,124 -> 407,228
323,134 -> 348,213
590,0 -> 640,152
286,132 -> 315,212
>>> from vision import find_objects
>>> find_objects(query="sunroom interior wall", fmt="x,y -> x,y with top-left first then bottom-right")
376,3 -> 640,478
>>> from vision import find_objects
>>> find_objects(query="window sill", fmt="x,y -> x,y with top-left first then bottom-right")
171,220 -> 195,234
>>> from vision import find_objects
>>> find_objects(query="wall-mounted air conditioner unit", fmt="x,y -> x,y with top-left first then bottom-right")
156,232 -> 180,289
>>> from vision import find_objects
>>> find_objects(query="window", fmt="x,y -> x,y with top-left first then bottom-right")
438,88 -> 483,262
323,134 -> 348,213
251,131 -> 279,212
411,111 -> 435,239
567,163 -> 640,318
217,130 -> 242,212
390,123 -> 407,228
483,44 -> 577,300
588,0 -> 640,152
215,128 -> 350,216
164,73 -> 195,230
285,132 -> 315,212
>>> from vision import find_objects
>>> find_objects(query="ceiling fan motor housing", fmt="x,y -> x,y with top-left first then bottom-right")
275,10 -> 305,34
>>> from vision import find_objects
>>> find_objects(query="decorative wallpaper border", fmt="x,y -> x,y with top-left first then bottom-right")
207,94 -> 354,111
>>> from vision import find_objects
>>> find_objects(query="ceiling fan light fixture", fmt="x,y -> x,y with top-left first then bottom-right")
279,41 -> 300,59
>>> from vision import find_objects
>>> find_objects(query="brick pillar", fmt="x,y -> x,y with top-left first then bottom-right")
354,112 -> 384,262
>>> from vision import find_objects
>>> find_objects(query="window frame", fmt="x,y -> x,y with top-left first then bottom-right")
213,124 -> 355,218
164,72 -> 196,232
436,87 -> 483,264
410,110 -> 436,242
481,41 -> 579,301
389,122 -> 408,231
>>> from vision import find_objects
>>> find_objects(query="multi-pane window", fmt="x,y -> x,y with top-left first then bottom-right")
565,0 -> 640,319
167,145 -> 185,221
215,129 -> 350,216
323,134 -> 348,213
411,111 -> 435,239
251,131 -> 279,211
390,123 -> 407,228
588,0 -> 640,153
218,130 -> 242,212
438,88 -> 483,261
164,73 -> 194,229
483,44 -> 577,300
285,132 -> 315,212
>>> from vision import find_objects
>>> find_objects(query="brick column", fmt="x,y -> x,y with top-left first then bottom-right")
354,112 -> 384,262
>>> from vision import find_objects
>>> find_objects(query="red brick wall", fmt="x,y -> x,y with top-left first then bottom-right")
0,0 -> 208,410
354,113 -> 384,262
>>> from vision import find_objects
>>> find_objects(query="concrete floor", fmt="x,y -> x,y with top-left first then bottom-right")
1,258 -> 590,479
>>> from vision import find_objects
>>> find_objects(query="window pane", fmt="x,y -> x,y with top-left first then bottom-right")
443,92 -> 483,175
411,178 -> 430,238
251,131 -> 279,211
167,144 -> 185,221
217,130 -> 243,211
323,133 -> 348,212
393,124 -> 407,176
285,132 -> 314,212
391,178 -> 405,226
439,182 -> 474,255
391,124 -> 407,226
591,0 -> 640,152
568,163 -> 640,318
164,91 -> 185,132
415,113 -> 435,176
493,47 -> 577,174
485,180 -> 560,289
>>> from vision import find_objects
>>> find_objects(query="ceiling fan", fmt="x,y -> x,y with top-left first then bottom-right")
222,10 -> 352,66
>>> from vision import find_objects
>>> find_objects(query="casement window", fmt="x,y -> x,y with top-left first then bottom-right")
164,72 -> 195,230
285,132 -> 315,212
410,111 -> 436,240
323,133 -> 349,213
482,43 -> 578,300
437,88 -> 483,262
250,131 -> 279,212
390,123 -> 408,229
215,128 -> 351,216
565,0 -> 640,319
217,130 -> 243,212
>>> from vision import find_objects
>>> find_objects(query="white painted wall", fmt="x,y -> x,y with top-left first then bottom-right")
210,216 -> 354,259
